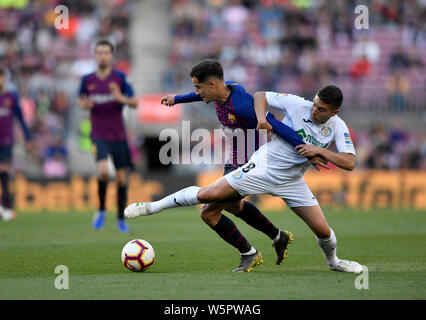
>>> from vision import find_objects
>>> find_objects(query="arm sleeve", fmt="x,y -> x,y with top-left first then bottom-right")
174,92 -> 203,104
265,92 -> 308,115
266,113 -> 305,147
78,76 -> 88,96
119,72 -> 135,97
13,93 -> 31,141
334,120 -> 356,155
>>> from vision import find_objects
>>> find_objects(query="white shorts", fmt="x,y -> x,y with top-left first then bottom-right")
224,161 -> 319,208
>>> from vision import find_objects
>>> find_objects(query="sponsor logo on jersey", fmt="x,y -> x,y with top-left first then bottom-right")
296,128 -> 329,148
320,126 -> 332,137
232,171 -> 243,180
344,133 -> 353,145
89,93 -> 115,104
278,93 -> 288,97
88,83 -> 96,91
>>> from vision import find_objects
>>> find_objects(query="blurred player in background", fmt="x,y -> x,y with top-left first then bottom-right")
0,69 -> 31,221
159,59 -> 328,272
78,40 -> 137,232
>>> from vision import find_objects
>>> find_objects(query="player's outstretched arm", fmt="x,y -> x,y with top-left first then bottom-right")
161,92 -> 203,107
296,145 -> 355,171
253,91 -> 269,126
254,91 -> 304,147
167,92 -> 203,105
161,94 -> 177,106
254,91 -> 329,170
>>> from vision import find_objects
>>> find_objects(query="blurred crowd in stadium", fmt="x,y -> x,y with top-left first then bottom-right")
0,0 -> 424,178
165,0 -> 424,104
0,0 -> 133,177
165,0 -> 425,171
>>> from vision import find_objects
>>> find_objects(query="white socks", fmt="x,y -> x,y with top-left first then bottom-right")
316,228 -> 339,268
149,186 -> 201,214
241,246 -> 256,256
272,230 -> 281,243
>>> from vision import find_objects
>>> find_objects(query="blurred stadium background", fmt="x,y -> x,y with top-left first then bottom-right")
0,0 -> 425,212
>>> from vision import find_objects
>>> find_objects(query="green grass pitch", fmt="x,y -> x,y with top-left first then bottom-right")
0,207 -> 425,300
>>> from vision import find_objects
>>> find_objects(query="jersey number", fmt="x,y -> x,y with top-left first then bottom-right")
242,163 -> 256,173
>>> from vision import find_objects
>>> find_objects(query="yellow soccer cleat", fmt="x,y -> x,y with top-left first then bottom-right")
232,250 -> 263,273
273,230 -> 294,265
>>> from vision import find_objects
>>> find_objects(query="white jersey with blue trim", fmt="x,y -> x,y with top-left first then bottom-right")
250,92 -> 356,182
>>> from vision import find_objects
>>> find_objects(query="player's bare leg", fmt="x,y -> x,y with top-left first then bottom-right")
115,168 -> 129,232
291,205 -> 362,273
92,159 -> 109,229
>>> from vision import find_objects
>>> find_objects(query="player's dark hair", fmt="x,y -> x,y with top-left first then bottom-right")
0,69 -> 4,76
317,85 -> 343,109
190,59 -> 224,83
94,39 -> 115,53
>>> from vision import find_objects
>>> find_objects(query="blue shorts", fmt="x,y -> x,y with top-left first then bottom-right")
0,145 -> 12,164
92,139 -> 131,169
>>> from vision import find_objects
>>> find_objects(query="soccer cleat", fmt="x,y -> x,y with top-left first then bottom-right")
117,219 -> 130,232
92,209 -> 106,230
329,259 -> 363,274
273,230 -> 294,265
1,209 -> 16,221
124,202 -> 152,219
232,250 -> 263,273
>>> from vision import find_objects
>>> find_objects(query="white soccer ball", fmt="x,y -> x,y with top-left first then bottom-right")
121,239 -> 155,272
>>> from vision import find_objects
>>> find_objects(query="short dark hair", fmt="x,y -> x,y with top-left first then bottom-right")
94,39 -> 115,53
190,59 -> 224,83
317,85 -> 343,109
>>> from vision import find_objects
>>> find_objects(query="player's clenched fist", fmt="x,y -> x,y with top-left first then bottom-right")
161,94 -> 176,107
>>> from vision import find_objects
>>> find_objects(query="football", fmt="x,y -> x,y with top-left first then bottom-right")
121,239 -> 155,272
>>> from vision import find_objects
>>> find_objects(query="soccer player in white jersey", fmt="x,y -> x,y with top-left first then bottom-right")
125,85 -> 362,273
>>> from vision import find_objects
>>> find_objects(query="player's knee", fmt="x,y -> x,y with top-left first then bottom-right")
197,187 -> 218,203
200,205 -> 220,226
227,200 -> 244,216
98,171 -> 109,181
116,174 -> 127,186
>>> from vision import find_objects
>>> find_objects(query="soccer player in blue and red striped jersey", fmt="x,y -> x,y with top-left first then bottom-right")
160,60 -> 328,271
78,40 -> 137,232
0,69 -> 31,221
